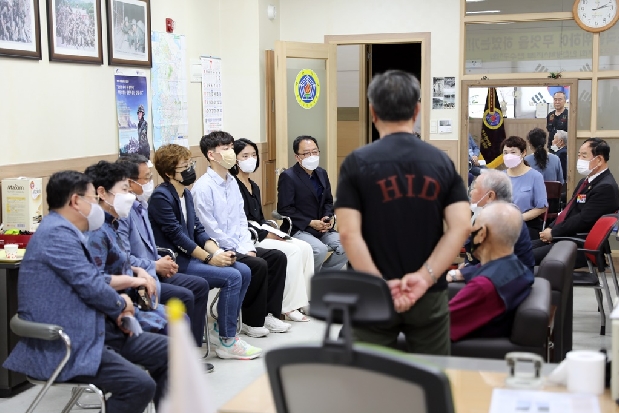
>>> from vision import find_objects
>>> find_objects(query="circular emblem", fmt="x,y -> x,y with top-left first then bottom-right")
294,69 -> 320,109
483,108 -> 504,130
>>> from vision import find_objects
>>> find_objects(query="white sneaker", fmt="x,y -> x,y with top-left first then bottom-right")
209,322 -> 221,347
215,337 -> 262,360
241,323 -> 270,338
264,313 -> 291,333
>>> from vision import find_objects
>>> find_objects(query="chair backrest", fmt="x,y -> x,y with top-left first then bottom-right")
584,215 -> 618,268
543,181 -> 563,228
265,270 -> 455,413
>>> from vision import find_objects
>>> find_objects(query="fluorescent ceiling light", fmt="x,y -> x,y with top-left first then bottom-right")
466,10 -> 501,14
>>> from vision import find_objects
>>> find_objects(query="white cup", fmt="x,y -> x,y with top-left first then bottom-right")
4,244 -> 18,259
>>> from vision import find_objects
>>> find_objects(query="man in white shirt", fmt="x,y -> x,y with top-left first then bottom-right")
192,131 -> 290,338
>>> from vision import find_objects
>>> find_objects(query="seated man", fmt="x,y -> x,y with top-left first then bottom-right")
116,155 -> 211,354
468,134 -> 483,182
277,135 -> 348,273
534,138 -> 619,267
448,169 -> 534,283
3,171 -> 168,413
193,131 -> 290,338
450,202 -> 534,342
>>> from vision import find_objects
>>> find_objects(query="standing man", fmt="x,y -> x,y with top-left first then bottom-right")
546,91 -> 568,152
335,70 -> 471,355
137,104 -> 150,159
277,135 -> 348,273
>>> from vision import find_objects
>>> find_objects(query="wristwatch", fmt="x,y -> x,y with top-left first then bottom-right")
204,253 -> 213,264
447,270 -> 458,282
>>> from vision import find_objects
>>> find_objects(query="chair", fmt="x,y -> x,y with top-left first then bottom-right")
554,214 -> 619,335
534,241 -> 577,362
542,181 -> 563,230
448,278 -> 551,360
9,314 -> 107,413
265,270 -> 455,413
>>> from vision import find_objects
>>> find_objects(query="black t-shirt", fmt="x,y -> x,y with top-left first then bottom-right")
546,109 -> 568,149
335,132 -> 468,291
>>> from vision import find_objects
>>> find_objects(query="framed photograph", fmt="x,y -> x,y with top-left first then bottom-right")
106,0 -> 150,67
47,0 -> 103,64
0,0 -> 42,59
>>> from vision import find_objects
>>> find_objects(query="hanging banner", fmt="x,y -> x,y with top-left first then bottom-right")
115,69 -> 150,159
201,56 -> 224,134
151,32 -> 189,149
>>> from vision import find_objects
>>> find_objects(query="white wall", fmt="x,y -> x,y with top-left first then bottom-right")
258,0 -> 280,143
280,0 -> 461,140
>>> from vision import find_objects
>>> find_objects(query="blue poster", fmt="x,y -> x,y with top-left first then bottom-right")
114,70 -> 150,159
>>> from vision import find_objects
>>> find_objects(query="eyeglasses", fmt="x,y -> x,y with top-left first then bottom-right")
132,174 -> 153,184
176,160 -> 196,171
297,150 -> 320,158
80,194 -> 100,203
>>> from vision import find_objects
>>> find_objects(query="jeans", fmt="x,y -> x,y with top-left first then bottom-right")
185,258 -> 251,338
293,230 -> 348,273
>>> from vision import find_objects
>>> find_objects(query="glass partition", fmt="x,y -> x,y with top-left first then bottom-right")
466,0 -> 575,16
597,79 -> 619,130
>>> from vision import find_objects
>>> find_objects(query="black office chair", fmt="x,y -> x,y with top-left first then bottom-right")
265,270 -> 455,413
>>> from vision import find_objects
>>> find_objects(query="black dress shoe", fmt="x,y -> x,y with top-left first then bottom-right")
204,362 -> 215,373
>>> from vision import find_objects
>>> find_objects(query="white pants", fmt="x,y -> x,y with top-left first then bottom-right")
257,237 -> 314,313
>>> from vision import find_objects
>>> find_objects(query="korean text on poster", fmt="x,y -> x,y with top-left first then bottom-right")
201,56 -> 224,134
114,69 -> 150,159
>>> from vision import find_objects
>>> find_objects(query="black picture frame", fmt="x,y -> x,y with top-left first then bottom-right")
0,0 -> 42,60
106,0 -> 151,67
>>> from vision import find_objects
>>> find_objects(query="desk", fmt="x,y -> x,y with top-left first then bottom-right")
0,262 -> 28,397
220,365 -> 619,413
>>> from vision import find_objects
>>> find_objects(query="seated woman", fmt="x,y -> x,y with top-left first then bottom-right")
232,138 -> 313,322
502,136 -> 548,240
148,144 -> 260,360
524,128 -> 564,184
84,161 -> 167,334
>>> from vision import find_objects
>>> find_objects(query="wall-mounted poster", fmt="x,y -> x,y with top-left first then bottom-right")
47,0 -> 103,64
0,0 -> 41,59
201,56 -> 223,135
114,69 -> 150,159
432,76 -> 456,109
106,0 -> 151,67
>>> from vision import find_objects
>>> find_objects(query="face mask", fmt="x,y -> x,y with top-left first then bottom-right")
107,192 -> 136,219
78,200 -> 105,232
469,192 -> 490,224
577,158 -> 596,176
301,155 -> 320,171
238,157 -> 257,174
503,153 -> 522,169
179,166 -> 196,186
135,179 -> 154,203
550,145 -> 559,152
470,226 -> 484,256
216,148 -> 237,170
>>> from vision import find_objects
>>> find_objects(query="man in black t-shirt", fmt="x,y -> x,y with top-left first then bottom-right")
546,91 -> 568,152
335,70 -> 471,355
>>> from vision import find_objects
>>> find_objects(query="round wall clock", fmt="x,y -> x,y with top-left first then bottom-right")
573,0 -> 619,33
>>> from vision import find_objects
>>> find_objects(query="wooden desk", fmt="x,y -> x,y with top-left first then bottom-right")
219,370 -> 619,413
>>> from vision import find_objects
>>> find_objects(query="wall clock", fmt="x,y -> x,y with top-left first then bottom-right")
573,0 -> 619,33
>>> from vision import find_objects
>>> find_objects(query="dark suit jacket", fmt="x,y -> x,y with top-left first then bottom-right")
556,147 -> 567,182
550,169 -> 619,238
148,182 -> 211,273
277,163 -> 334,238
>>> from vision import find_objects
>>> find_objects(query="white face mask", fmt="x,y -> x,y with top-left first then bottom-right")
301,155 -> 320,171
503,153 -> 522,169
550,145 -> 559,152
78,200 -> 105,232
136,180 -> 154,203
107,192 -> 136,218
238,157 -> 257,174
577,158 -> 596,176
469,191 -> 490,225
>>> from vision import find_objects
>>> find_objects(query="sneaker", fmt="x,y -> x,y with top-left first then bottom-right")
241,323 -> 270,338
264,313 -> 291,333
209,322 -> 221,347
215,337 -> 262,360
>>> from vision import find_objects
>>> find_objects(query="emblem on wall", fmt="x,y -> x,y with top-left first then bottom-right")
294,69 -> 320,109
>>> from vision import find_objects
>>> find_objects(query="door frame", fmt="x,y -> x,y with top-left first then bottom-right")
274,41 -> 338,179
324,32 -> 432,145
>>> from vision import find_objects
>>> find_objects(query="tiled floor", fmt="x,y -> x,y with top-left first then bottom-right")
1,277 -> 616,412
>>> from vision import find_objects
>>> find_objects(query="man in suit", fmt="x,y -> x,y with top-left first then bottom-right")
116,155 -> 211,357
3,171 -> 168,413
277,135 -> 348,273
551,130 -> 568,183
533,138 -> 619,267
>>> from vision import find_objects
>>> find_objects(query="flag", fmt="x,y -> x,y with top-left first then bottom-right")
480,88 -> 507,167
158,299 -> 214,413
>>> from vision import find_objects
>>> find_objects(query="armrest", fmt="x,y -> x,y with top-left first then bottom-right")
10,314 -> 63,341
552,237 -> 585,246
510,278 -> 551,347
272,211 -> 292,236
157,247 -> 178,262
447,281 -> 466,300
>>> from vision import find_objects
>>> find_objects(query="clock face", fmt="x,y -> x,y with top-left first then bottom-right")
577,0 -> 618,29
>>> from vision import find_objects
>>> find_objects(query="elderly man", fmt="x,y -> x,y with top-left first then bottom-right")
448,169 -> 534,282
336,70 -> 470,355
533,138 -> 619,267
450,202 -> 535,341
551,130 -> 568,183
546,91 -> 568,151
3,171 -> 168,413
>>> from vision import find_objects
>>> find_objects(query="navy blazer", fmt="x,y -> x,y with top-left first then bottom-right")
3,212 -> 125,382
148,182 -> 210,273
277,163 -> 335,238
550,169 -> 619,238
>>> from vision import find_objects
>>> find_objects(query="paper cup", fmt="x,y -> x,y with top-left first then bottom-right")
4,244 -> 18,259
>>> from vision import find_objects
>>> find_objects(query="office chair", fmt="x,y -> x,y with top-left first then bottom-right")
265,270 -> 455,413
542,181 -> 563,230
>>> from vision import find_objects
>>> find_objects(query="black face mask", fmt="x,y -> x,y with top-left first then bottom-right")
178,166 -> 196,186
470,226 -> 484,255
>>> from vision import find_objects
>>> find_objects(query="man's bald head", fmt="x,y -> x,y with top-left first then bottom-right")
475,201 -> 522,248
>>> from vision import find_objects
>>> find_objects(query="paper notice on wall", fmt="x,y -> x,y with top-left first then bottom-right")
115,69 -> 150,159
201,56 -> 224,134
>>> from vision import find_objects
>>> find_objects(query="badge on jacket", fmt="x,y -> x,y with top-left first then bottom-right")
577,194 -> 587,203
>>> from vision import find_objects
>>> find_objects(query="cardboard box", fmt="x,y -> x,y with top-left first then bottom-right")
2,177 -> 43,232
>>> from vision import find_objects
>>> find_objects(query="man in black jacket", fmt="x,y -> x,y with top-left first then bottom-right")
533,138 -> 619,267
277,136 -> 348,273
